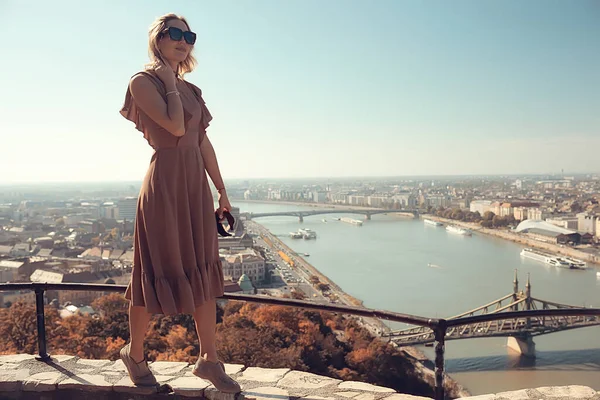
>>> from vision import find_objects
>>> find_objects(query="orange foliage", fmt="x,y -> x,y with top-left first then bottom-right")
0,296 -> 434,397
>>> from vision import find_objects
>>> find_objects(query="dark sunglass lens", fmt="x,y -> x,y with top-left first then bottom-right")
184,32 -> 196,45
168,27 -> 183,41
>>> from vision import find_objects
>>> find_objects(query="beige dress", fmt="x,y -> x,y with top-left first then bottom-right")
120,70 -> 224,315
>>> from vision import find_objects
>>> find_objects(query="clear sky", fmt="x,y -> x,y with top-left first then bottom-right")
1,0 -> 598,183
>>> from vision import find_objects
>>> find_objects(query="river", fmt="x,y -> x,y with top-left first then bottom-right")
234,201 -> 600,395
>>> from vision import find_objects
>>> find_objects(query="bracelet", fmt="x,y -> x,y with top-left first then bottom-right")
166,91 -> 180,96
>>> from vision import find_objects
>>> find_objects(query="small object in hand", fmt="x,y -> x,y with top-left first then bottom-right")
215,210 -> 235,237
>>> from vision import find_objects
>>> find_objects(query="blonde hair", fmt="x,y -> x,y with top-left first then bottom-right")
146,13 -> 197,77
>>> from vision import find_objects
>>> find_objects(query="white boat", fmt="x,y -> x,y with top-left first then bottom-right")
563,256 -> 587,270
520,248 -> 574,269
298,228 -> 317,239
322,218 -> 327,223
446,225 -> 472,236
289,232 -> 302,239
340,217 -> 363,226
424,219 -> 443,227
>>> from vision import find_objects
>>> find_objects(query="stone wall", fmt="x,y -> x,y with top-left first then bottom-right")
0,354 -> 598,400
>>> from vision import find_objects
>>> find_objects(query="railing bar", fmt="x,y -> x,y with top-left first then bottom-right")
434,322 -> 447,400
0,283 -> 438,328
34,288 -> 50,361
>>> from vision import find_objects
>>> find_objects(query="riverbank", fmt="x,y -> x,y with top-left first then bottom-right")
420,215 -> 600,267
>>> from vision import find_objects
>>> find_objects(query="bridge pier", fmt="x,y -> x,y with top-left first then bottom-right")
298,216 -> 303,223
365,214 -> 371,220
507,335 -> 536,358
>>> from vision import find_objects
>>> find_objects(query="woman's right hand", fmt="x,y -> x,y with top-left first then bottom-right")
153,59 -> 176,87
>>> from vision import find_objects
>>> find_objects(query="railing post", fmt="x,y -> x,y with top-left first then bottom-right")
434,320 -> 447,400
34,286 -> 50,361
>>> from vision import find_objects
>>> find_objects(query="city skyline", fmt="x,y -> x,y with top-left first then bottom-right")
1,0 -> 599,183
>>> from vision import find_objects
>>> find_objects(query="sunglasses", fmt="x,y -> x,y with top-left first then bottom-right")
161,26 -> 196,45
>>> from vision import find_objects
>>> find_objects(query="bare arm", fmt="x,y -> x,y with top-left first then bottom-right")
129,74 -> 186,137
200,135 -> 225,190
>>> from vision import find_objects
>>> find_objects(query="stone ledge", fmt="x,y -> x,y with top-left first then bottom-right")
0,354 -> 597,400
0,354 -> 428,400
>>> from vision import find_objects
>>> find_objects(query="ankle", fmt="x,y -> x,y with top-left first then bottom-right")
202,353 -> 219,363
129,347 -> 145,363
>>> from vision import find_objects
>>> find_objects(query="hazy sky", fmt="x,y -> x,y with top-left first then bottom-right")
1,0 -> 598,183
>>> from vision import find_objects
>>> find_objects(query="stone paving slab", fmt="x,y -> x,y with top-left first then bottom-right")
0,354 -> 597,400
463,385 -> 600,400
58,373 -> 113,391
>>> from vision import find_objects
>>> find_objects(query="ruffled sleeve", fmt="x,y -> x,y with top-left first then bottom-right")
120,82 -> 146,135
186,82 -> 213,134
119,71 -> 194,141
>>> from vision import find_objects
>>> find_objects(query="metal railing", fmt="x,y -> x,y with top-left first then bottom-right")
1,282 -> 599,400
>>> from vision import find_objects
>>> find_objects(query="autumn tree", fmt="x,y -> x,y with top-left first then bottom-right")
0,296 -> 437,398
483,211 -> 495,221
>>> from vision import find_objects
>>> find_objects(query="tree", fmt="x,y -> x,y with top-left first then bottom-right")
450,209 -> 464,221
483,211 -> 495,221
570,202 -> 583,213
480,220 -> 493,228
0,296 -> 440,398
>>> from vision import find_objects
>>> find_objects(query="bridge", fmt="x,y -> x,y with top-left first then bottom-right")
383,271 -> 600,356
246,208 -> 419,222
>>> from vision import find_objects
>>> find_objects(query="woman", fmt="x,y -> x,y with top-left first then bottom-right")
119,13 -> 240,393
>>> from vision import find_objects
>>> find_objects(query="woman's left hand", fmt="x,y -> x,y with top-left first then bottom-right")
217,190 -> 232,217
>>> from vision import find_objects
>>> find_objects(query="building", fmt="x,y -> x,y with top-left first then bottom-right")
348,195 -> 368,207
311,190 -> 328,203
546,217 -> 579,231
118,197 -> 138,221
0,245 -> 12,257
237,274 -> 255,294
489,202 -> 502,216
513,207 -> 528,221
221,248 -> 265,283
527,208 -> 546,221
331,192 -> 350,205
515,220 -> 578,244
577,212 -> 597,235
515,220 -> 581,244
218,233 -> 254,250
392,193 -> 418,208
469,200 -> 492,215
0,260 -> 25,283
500,203 -> 513,217
367,195 -> 391,208
515,179 -> 523,190
100,202 -> 119,219
10,243 -> 32,257
428,195 -> 451,209
64,214 -> 86,227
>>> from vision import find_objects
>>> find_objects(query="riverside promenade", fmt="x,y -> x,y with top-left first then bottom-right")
422,215 -> 600,267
